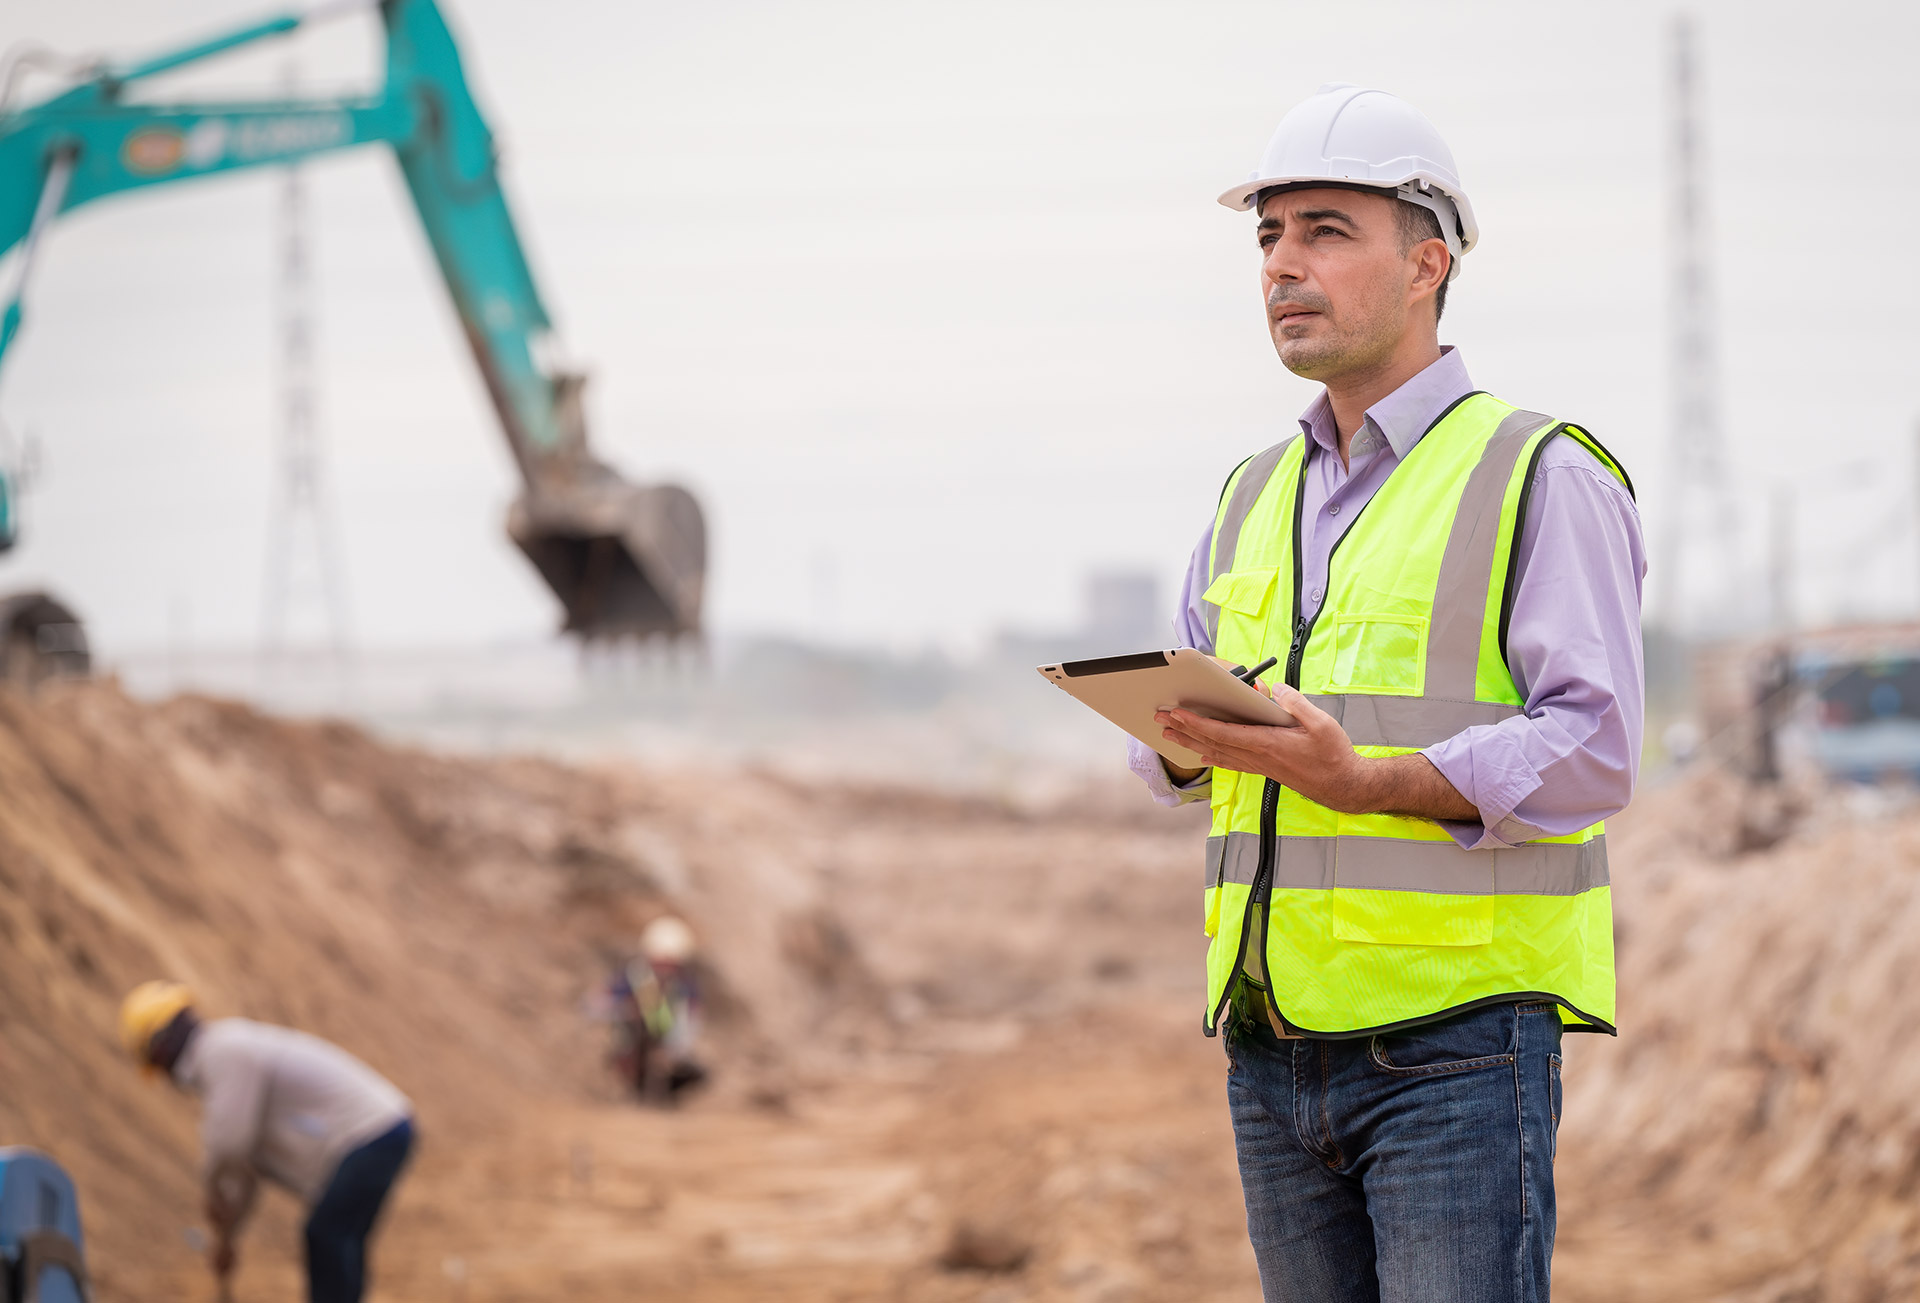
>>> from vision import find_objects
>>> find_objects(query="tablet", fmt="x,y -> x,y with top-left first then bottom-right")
1038,647 -> 1298,769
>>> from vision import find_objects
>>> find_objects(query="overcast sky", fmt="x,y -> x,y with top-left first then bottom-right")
2,0 -> 1916,655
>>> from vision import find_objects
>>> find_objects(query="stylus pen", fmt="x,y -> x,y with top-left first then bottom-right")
1235,655 -> 1278,684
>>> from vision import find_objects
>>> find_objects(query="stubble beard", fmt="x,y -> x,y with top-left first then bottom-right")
1268,288 -> 1399,383
1273,327 -> 1347,379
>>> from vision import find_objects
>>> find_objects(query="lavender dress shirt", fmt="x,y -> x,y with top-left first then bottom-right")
1126,347 -> 1647,851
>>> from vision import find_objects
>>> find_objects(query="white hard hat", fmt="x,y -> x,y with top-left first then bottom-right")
640,915 -> 696,963
1219,84 -> 1477,281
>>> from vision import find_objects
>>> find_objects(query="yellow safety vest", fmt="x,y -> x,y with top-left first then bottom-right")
1200,392 -> 1631,1038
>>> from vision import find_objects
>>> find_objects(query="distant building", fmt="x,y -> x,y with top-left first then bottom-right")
1083,572 -> 1162,654
993,570 -> 1164,665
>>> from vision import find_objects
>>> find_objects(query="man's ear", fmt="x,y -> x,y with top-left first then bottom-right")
1409,239 -> 1449,310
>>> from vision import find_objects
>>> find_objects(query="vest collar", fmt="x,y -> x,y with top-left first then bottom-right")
1296,345 -> 1475,464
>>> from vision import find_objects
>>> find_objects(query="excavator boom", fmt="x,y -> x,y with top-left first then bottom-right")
0,0 -> 704,638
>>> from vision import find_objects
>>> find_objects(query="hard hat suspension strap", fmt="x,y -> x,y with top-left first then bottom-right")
1393,183 -> 1464,276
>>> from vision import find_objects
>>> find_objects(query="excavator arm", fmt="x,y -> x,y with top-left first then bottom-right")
0,0 -> 704,638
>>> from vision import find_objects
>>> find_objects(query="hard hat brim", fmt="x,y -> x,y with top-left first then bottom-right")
1221,177 -> 1400,211
1219,173 -> 1479,259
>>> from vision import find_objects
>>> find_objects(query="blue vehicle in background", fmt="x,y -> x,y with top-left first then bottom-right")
1688,625 -> 1920,790
1804,641 -> 1920,783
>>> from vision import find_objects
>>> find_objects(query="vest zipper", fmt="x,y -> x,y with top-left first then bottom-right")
1251,777 -> 1280,907
1210,453 -> 1316,1036
1208,773 -> 1281,1037
1232,436 -> 1382,1036
1284,617 -> 1309,688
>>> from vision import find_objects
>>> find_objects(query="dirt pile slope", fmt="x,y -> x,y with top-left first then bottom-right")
9,679 -> 1920,1300
1555,778 -> 1920,1302
0,681 -> 1242,1301
0,681 -> 879,1295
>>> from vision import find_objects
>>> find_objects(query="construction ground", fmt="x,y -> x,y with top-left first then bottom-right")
4,680 -> 1919,1301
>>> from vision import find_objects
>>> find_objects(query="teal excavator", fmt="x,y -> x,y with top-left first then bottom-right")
0,0 -> 707,643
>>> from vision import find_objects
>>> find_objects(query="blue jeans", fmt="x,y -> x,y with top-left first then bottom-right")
1225,1000 -> 1563,1303
304,1118 -> 414,1303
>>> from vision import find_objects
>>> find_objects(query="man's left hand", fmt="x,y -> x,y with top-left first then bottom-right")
1157,685 -> 1376,812
1157,685 -> 1481,823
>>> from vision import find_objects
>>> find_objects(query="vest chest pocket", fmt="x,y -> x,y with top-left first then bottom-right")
1201,566 -> 1279,620
1325,615 -> 1427,695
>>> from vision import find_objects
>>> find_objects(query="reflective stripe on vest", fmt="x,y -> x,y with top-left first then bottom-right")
1205,832 -> 1610,895
1303,692 -> 1519,746
1199,393 -> 1630,1040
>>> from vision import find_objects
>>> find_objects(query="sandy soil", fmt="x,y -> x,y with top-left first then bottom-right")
2,682 -> 1916,1301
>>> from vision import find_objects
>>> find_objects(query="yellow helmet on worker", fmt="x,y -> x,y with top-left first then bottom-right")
119,980 -> 194,1065
640,915 -> 696,964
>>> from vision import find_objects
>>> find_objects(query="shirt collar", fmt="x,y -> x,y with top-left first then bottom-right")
1296,346 -> 1475,462
169,1023 -> 204,1087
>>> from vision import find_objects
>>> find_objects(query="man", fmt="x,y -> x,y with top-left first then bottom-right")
1128,84 -> 1644,1302
605,914 -> 707,1104
118,982 -> 415,1303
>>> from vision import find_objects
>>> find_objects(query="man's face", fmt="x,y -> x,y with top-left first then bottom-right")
1256,187 -> 1427,380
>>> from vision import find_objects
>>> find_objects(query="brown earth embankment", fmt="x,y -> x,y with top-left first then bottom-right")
1,682 -> 1915,1300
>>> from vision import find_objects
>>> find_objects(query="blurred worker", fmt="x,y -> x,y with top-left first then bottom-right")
1133,85 -> 1644,1301
604,915 -> 707,1104
118,982 -> 414,1303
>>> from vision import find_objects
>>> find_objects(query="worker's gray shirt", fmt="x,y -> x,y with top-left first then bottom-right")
173,1018 -> 411,1205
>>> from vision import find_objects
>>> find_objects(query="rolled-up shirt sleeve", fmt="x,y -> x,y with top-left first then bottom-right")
1421,441 -> 1647,850
1127,520 -> 1219,806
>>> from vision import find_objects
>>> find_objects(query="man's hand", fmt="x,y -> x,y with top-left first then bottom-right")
203,1169 -> 251,1289
204,1187 -> 237,1234
1156,684 -> 1478,822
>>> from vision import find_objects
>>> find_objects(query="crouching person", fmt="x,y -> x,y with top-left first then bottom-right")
118,982 -> 415,1302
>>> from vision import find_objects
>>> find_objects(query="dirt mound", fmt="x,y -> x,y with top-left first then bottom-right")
0,681 -> 1229,1300
1555,777 -> 1920,1302
7,679 -> 1918,1300
0,681 -> 882,1295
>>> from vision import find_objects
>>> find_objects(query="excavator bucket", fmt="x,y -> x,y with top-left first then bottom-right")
507,474 -> 705,640
0,591 -> 90,686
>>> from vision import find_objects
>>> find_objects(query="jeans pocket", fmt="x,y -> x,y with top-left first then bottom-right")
1548,1051 -> 1564,1158
1367,1005 -> 1518,1077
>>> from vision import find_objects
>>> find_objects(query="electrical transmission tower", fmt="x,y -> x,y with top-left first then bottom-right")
259,83 -> 351,675
1654,15 -> 1744,637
